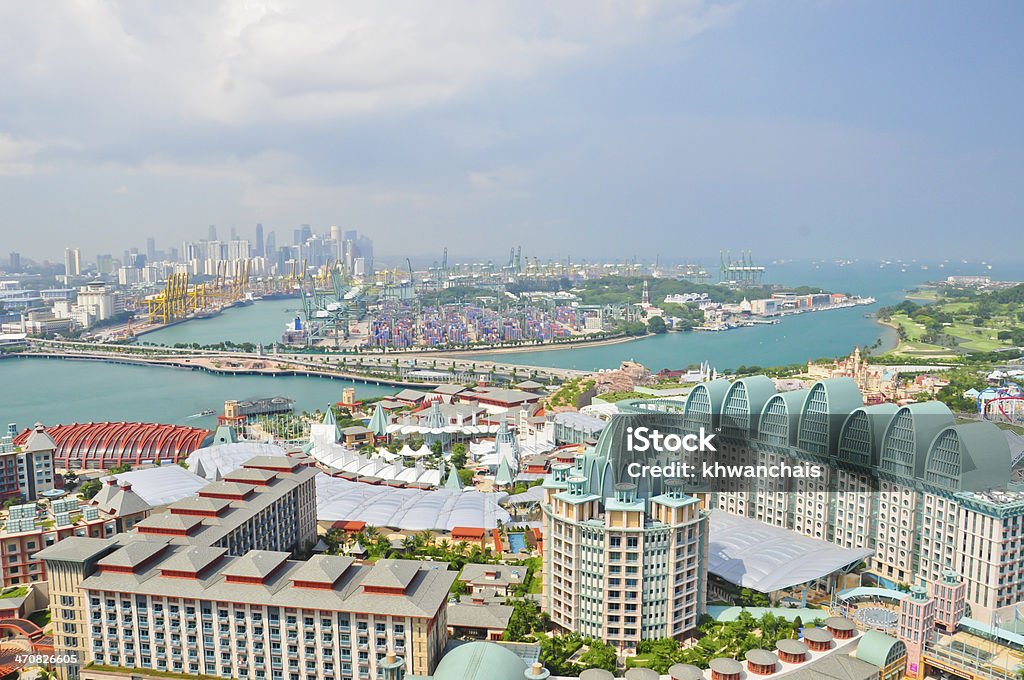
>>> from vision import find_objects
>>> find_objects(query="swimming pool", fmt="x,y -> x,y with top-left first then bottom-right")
507,533 -> 527,553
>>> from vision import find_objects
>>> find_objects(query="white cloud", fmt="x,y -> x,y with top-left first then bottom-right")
0,1 -> 737,128
0,135 -> 41,176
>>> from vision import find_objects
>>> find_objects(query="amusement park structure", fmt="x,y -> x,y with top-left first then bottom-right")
144,260 -> 251,324
719,249 -> 766,285
977,382 -> 1024,424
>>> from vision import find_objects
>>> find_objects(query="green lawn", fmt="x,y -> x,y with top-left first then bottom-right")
944,322 -> 1007,351
0,586 -> 28,599
28,609 -> 51,628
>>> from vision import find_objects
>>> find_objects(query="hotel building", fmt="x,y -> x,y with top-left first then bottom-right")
42,539 -> 452,680
541,414 -> 709,651
37,455 -> 319,679
0,421 -> 56,500
614,375 -> 1023,621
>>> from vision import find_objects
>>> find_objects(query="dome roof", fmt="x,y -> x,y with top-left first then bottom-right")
432,642 -> 527,680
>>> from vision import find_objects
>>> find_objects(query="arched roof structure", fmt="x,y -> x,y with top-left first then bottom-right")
14,422 -> 210,469
879,402 -> 955,482
797,378 -> 863,458
837,404 -> 899,470
758,390 -> 808,448
581,376 -> 1010,492
721,376 -> 777,442
924,422 -> 1011,493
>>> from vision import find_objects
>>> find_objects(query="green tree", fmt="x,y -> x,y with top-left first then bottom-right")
646,316 -> 667,334
457,469 -> 475,487
450,443 -> 468,470
79,479 -> 103,500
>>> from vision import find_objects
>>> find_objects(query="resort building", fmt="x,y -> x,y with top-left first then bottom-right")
615,375 -> 1024,621
42,540 -> 453,680
0,421 -> 56,500
132,454 -> 318,556
541,414 -> 709,651
1,499 -> 115,588
38,455 -> 319,678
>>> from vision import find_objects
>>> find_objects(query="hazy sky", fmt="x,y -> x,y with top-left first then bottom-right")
0,1 -> 1021,263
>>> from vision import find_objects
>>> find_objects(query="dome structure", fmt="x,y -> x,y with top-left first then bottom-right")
431,641 -> 526,680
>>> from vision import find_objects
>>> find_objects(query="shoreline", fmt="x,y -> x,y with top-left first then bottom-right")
874,317 -> 960,359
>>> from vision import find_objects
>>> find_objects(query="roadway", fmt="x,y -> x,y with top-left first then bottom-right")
17,338 -> 590,386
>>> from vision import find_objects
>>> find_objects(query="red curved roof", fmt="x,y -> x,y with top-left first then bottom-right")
13,422 -> 211,469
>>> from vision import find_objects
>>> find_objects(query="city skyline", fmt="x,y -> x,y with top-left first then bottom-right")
1,2 -> 1022,260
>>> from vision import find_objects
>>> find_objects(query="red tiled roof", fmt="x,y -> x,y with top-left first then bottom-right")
451,526 -> 485,539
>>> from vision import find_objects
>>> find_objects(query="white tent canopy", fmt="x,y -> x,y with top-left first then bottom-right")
100,466 -> 208,507
708,510 -> 872,593
185,442 -> 289,481
316,474 -> 510,531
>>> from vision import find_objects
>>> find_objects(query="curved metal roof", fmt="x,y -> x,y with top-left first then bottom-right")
683,377 -> 731,430
186,442 -> 289,480
758,389 -> 808,447
430,642 -> 526,680
879,402 -> 955,481
924,421 -> 1010,493
316,474 -> 510,531
15,422 -> 210,469
798,378 -> 863,457
721,376 -> 777,440
837,404 -> 899,469
855,630 -> 906,668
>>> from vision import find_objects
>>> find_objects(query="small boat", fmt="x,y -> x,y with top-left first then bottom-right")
199,409 -> 215,416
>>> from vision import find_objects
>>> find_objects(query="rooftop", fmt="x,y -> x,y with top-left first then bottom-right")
79,546 -> 456,618
708,510 -> 872,592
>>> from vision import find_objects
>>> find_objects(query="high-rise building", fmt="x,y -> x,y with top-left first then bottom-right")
265,230 -> 276,255
48,548 -> 452,680
542,420 -> 709,651
227,239 -> 250,261
146,237 -> 156,261
64,247 -> 81,277
77,281 -> 121,321
294,224 -> 313,245
898,586 -> 935,676
95,254 -> 113,275
7,252 -> 20,271
208,224 -> 218,241
615,375 -> 1023,622
255,223 -> 264,257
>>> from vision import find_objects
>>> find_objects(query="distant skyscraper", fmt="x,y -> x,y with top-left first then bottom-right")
208,224 -> 217,241
230,225 -> 238,241
265,231 -> 276,255
146,237 -> 156,261
356,234 -> 374,274
227,239 -> 250,261
255,223 -> 265,257
96,254 -> 113,275
7,252 -> 20,271
294,224 -> 312,245
64,248 -> 81,277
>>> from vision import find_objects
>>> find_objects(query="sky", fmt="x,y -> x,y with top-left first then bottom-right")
0,1 -> 1022,264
